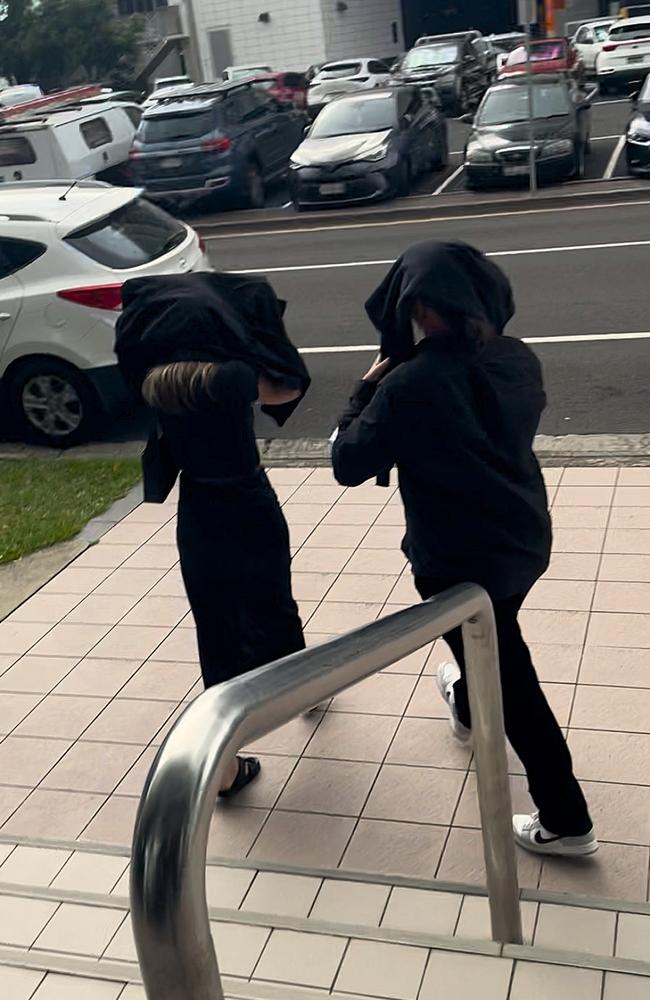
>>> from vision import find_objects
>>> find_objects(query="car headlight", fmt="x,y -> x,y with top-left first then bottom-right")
356,143 -> 390,162
628,115 -> 650,143
543,139 -> 573,157
466,145 -> 493,163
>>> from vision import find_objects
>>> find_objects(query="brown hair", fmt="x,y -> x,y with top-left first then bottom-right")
141,361 -> 221,414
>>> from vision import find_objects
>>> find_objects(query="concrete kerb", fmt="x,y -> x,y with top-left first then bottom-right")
192,179 -> 650,238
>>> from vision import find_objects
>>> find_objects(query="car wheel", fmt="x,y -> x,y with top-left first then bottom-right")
6,358 -> 101,448
243,162 -> 265,209
573,142 -> 586,179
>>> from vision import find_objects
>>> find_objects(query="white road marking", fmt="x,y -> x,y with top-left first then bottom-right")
282,201 -> 293,209
298,331 -> 650,355
232,237 -> 650,275
604,134 -> 626,178
205,196 -> 650,240
432,164 -> 464,195
595,97 -> 630,105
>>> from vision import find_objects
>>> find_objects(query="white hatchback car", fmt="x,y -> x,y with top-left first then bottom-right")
0,181 -> 208,445
311,58 -> 393,90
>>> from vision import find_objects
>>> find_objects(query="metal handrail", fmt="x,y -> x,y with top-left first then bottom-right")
131,583 -> 523,1000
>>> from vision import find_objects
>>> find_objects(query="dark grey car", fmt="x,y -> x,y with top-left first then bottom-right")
463,75 -> 592,189
129,81 -> 306,209
392,34 -> 488,115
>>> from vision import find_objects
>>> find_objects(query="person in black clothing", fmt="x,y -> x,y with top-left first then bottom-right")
115,272 -> 309,798
331,240 -> 596,857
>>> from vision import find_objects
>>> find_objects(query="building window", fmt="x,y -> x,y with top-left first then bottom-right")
117,0 -> 168,14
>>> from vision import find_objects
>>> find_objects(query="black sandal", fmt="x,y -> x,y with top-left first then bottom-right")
218,756 -> 261,799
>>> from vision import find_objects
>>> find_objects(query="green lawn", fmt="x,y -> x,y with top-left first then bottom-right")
0,458 -> 141,563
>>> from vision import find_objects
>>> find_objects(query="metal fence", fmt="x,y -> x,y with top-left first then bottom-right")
130,583 -> 522,1000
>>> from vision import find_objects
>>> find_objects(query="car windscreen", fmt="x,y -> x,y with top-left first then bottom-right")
401,43 -> 459,69
138,108 -> 216,143
478,84 -> 570,125
319,62 -> 362,79
64,197 -> 187,270
508,41 -> 566,64
309,95 -> 396,137
610,21 -> 650,40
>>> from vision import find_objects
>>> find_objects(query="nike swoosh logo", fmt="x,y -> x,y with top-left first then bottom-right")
534,830 -> 561,845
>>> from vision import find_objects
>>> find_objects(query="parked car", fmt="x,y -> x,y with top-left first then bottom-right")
392,34 -> 488,115
129,81 -> 306,209
0,181 -> 208,445
0,84 -> 43,109
0,101 -> 140,185
252,72 -> 308,109
289,86 -> 448,209
463,74 -> 591,189
485,32 -> 527,74
222,64 -> 272,83
625,73 -> 650,173
597,16 -> 650,95
310,58 -> 392,90
571,19 -> 617,75
499,38 -> 585,84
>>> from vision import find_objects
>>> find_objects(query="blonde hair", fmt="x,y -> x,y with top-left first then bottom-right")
142,361 -> 221,414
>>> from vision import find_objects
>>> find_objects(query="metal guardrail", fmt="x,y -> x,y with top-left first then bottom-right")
131,583 -> 523,1000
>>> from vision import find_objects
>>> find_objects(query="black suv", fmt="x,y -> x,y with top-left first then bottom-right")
393,32 -> 488,115
129,81 -> 306,208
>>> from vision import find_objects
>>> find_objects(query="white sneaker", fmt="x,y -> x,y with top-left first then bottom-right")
513,812 -> 598,857
436,662 -> 472,743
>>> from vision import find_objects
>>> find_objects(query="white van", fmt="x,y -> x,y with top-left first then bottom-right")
0,102 -> 141,183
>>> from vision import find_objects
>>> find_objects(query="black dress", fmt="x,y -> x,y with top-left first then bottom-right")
160,360 -> 305,688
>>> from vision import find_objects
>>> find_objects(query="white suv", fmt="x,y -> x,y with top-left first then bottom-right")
0,181 -> 208,445
596,16 -> 650,94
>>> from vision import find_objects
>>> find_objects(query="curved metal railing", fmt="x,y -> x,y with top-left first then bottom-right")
131,583 -> 522,1000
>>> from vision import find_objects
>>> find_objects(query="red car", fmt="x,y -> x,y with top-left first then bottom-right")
499,38 -> 585,83
252,72 -> 308,109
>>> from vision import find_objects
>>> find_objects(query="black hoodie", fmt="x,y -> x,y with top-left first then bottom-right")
332,241 -> 551,599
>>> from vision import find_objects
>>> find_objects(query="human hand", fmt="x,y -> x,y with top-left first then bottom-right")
362,357 -> 392,383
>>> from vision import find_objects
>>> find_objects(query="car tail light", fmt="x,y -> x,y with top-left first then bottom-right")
128,148 -> 143,160
602,43 -> 618,52
201,136 -> 232,153
57,285 -> 123,311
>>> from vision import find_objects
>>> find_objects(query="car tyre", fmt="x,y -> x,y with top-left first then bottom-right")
6,358 -> 101,448
243,162 -> 265,209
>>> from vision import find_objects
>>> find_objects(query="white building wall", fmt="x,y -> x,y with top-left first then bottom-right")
193,0 -> 327,78
320,0 -> 404,61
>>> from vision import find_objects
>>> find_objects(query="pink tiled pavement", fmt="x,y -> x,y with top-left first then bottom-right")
0,466 -> 649,902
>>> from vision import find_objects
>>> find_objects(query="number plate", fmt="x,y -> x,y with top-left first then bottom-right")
502,164 -> 529,176
319,182 -> 346,195
628,55 -> 645,64
160,157 -> 183,169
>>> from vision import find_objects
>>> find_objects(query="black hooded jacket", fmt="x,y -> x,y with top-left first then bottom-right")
115,271 -> 310,502
332,241 -> 551,599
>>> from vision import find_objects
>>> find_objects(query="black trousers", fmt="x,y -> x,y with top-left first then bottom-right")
178,476 -> 305,689
416,577 -> 592,837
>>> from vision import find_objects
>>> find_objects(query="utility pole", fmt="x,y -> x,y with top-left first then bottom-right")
518,0 -> 538,195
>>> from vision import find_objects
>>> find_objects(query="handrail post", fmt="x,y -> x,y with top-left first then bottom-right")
463,597 -> 523,945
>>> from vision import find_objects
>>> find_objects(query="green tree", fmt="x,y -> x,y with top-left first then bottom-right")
0,0 -> 142,91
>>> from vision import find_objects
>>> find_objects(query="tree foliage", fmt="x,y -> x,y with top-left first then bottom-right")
0,0 -> 142,91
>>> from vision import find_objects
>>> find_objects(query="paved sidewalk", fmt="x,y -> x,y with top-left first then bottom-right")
0,466 -> 649,903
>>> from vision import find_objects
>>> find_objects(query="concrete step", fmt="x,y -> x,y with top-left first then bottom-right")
0,835 -> 649,999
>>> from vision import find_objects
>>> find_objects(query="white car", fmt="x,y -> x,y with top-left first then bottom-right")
310,58 -> 393,91
0,181 -> 208,445
597,16 -> 650,94
572,19 -> 617,74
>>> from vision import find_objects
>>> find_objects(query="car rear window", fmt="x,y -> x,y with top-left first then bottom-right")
321,62 -> 362,78
0,135 -> 36,166
138,108 -> 216,143
508,41 -> 566,64
610,21 -> 650,40
64,197 -> 187,270
80,117 -> 113,149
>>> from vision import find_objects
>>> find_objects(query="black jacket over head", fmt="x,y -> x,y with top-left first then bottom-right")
333,242 -> 551,599
114,271 -> 310,502
366,239 -> 515,362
